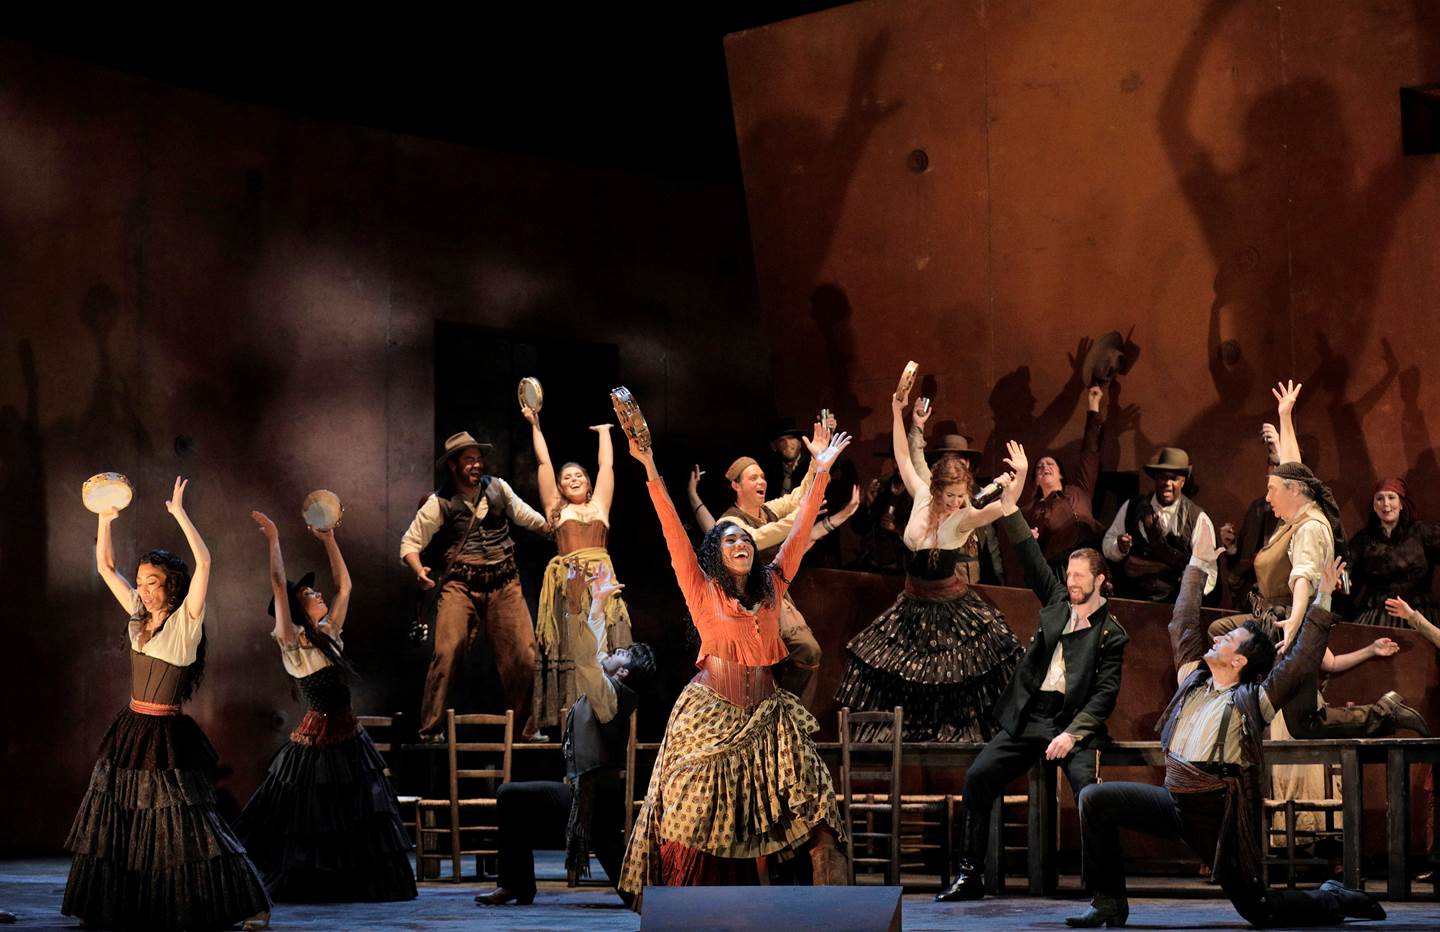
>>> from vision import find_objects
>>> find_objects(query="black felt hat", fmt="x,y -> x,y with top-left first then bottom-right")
266,570 -> 316,617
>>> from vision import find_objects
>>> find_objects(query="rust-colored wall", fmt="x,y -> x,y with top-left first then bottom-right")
727,0 -> 1440,535
0,41 -> 770,854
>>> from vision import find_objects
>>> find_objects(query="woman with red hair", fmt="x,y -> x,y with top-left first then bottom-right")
833,387 -> 1026,742
1345,477 -> 1440,628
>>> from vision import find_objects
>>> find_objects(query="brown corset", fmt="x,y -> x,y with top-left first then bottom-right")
130,650 -> 187,706
555,519 -> 607,554
692,656 -> 776,710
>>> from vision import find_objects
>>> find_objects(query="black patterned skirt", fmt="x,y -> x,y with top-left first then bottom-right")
834,581 -> 1022,742
232,708 -> 417,902
63,707 -> 271,931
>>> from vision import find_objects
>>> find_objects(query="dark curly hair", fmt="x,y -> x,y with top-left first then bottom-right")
1235,619 -> 1276,685
696,522 -> 776,608
619,641 -> 658,693
132,549 -> 207,702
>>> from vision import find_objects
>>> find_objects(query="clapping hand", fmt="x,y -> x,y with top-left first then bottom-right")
812,431 -> 853,470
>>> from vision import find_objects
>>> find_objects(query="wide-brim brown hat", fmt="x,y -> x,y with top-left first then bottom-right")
928,433 -> 982,463
1143,446 -> 1192,477
1083,331 -> 1130,386
435,430 -> 494,469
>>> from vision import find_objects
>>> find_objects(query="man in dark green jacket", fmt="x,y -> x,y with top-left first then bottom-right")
939,444 -> 1129,901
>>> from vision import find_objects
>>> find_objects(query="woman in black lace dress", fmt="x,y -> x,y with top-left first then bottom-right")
1345,477 -> 1440,628
233,512 -> 416,903
63,477 -> 270,931
834,390 -> 1026,741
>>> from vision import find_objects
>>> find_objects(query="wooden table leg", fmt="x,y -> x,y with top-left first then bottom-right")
1028,763 -> 1056,895
1388,747 -> 1410,900
1342,747 -> 1364,889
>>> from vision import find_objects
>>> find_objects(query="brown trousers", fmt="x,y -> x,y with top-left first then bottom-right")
420,576 -> 537,736
777,594 -> 822,709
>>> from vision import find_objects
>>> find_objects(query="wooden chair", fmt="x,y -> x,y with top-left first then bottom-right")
355,713 -> 419,877
1263,762 -> 1344,888
415,708 -> 514,882
838,706 -> 903,885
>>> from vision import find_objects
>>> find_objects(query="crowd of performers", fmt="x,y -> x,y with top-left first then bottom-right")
59,369 -> 1440,930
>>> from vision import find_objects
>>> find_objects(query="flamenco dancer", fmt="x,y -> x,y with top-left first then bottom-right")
522,405 -> 634,730
233,513 -> 416,903
834,390 -> 1025,741
618,423 -> 852,907
63,478 -> 270,931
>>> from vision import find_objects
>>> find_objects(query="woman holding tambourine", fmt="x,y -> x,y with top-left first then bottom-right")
833,363 -> 1025,742
232,506 -> 416,904
519,377 -> 634,730
63,475 -> 271,931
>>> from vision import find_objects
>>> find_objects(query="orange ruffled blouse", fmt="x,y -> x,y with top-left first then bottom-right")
647,471 -> 830,669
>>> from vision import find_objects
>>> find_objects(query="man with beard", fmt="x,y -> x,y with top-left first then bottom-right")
1102,446 -> 1219,602
937,443 -> 1129,901
400,431 -> 549,741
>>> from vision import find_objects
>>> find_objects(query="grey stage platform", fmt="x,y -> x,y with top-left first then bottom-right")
3,854 -> 1437,930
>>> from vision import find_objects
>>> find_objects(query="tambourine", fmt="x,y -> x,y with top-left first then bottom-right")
302,489 -> 344,531
895,360 -> 919,401
610,386 -> 652,452
82,472 -> 134,514
517,376 -> 544,413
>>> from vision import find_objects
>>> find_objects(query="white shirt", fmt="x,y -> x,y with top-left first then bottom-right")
902,486 -> 984,552
1101,495 -> 1218,595
1278,501 -> 1334,611
127,592 -> 206,668
1038,600 -> 1103,694
398,477 -> 548,561
273,616 -> 344,678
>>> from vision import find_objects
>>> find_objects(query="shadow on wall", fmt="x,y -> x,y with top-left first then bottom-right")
742,30 -> 902,368
1159,0 -> 1434,523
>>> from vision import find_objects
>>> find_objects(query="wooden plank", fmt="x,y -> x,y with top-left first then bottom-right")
1342,746 -> 1364,889
1388,747 -> 1410,901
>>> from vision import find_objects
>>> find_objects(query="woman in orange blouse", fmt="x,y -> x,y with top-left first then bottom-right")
618,426 -> 852,905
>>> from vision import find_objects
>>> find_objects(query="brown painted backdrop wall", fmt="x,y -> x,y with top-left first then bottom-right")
0,41 -> 771,855
727,0 -> 1440,538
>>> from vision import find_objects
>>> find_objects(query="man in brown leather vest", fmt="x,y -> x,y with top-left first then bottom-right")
400,431 -> 550,740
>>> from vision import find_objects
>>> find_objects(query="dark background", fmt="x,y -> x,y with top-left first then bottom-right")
3,0 -> 1440,858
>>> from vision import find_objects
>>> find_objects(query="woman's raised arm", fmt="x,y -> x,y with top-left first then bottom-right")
524,407 -> 561,515
95,509 -> 137,613
166,477 -> 210,619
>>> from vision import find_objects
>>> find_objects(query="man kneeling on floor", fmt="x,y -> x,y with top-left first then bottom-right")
1069,551 -> 1384,928
476,564 -> 654,907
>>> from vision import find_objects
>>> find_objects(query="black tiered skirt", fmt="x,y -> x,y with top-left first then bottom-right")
233,709 -> 417,902
63,708 -> 271,931
834,584 -> 1022,742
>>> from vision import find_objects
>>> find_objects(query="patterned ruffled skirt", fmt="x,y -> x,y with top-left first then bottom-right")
232,710 -> 416,902
618,683 -> 842,909
63,708 -> 271,931
834,585 -> 1022,742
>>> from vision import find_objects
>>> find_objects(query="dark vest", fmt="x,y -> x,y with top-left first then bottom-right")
436,477 -> 513,565
1122,493 -> 1200,599
564,680 -> 638,781
720,503 -> 781,565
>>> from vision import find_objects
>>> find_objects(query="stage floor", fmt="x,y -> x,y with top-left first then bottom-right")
3,855 -> 1437,930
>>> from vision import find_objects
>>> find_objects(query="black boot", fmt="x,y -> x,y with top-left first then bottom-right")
935,860 -> 985,902
1317,880 -> 1385,920
1376,691 -> 1430,737
1065,894 -> 1129,928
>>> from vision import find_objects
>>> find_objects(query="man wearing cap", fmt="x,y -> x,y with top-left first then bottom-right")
1102,446 -> 1218,602
400,431 -> 550,740
764,417 -> 811,497
907,406 -> 1004,584
688,421 -> 836,706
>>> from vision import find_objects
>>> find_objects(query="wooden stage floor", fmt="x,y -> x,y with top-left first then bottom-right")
3,854 -> 1436,930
